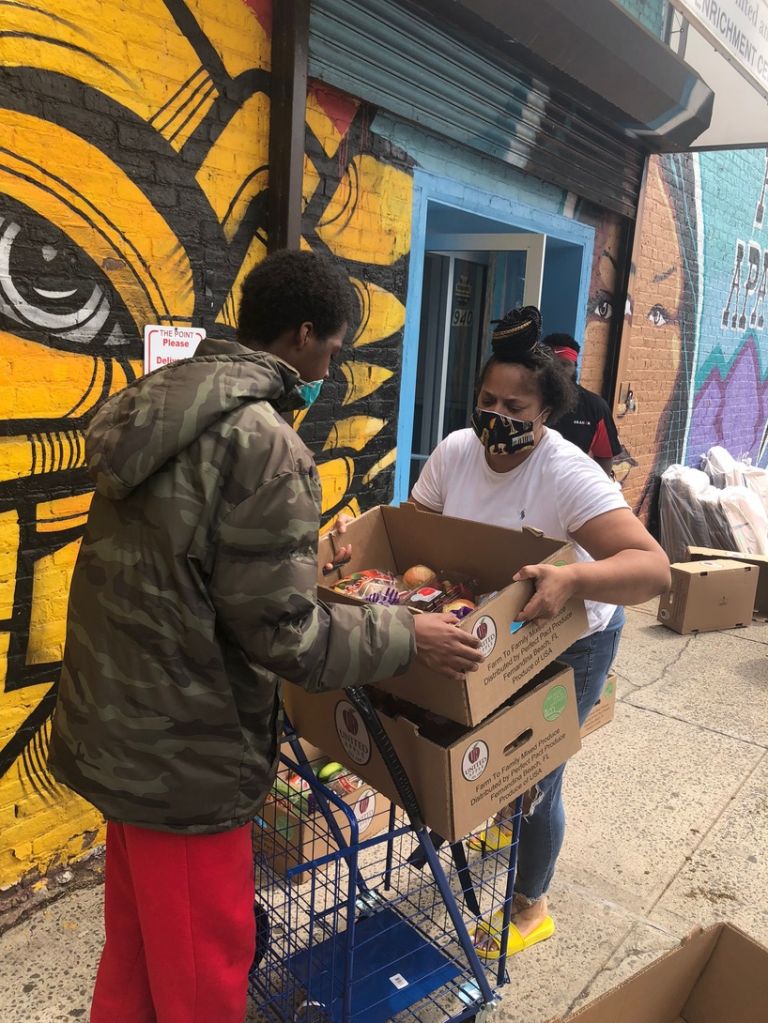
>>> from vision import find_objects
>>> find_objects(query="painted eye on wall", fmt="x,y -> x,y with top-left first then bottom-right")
591,294 -> 613,320
647,304 -> 669,327
0,197 -> 140,355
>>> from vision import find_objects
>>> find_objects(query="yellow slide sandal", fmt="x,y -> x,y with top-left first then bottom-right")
466,824 -> 513,854
471,910 -> 555,961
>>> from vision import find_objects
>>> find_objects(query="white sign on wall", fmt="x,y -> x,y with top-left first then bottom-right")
143,325 -> 206,374
669,0 -> 768,99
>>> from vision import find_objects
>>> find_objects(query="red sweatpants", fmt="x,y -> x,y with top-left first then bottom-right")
91,821 -> 255,1023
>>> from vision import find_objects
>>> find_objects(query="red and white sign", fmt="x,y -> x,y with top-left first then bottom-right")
143,325 -> 205,374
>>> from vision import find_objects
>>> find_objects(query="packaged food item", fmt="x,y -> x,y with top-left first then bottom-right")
332,564 -> 481,614
327,772 -> 363,797
442,597 -> 477,620
404,585 -> 446,612
331,570 -> 402,605
436,572 -> 479,606
271,775 -> 312,818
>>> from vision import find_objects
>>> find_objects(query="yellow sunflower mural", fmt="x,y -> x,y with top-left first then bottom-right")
299,83 -> 414,524
0,0 -> 271,888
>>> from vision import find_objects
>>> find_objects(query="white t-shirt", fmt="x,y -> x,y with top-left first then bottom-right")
411,428 -> 629,636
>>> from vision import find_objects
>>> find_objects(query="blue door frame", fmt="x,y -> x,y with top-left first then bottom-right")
393,170 -> 595,504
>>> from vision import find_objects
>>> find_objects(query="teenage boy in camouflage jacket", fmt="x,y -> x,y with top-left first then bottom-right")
49,250 -> 481,1023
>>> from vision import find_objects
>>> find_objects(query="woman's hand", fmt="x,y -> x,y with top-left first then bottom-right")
413,613 -> 484,679
513,563 -> 578,627
323,513 -> 353,574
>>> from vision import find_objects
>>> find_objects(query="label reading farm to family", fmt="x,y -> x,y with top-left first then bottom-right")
469,727 -> 569,809
334,701 -> 372,766
461,738 -> 489,781
353,789 -> 376,835
143,324 -> 205,374
472,615 -> 498,658
482,607 -> 574,689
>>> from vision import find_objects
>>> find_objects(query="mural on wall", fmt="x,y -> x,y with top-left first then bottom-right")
687,150 -> 768,466
299,82 -> 414,523
621,150 -> 768,517
627,153 -> 694,513
0,0 -> 271,889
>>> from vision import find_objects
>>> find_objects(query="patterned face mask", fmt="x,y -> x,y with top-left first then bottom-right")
471,408 -> 546,455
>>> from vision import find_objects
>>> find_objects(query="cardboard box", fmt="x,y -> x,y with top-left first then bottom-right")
657,560 -> 758,634
687,545 -> 768,621
580,673 -> 617,739
548,922 -> 768,1022
319,504 -> 588,726
284,661 -> 581,842
256,754 -> 393,883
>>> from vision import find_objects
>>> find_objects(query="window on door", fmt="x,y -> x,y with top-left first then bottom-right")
409,233 -> 546,493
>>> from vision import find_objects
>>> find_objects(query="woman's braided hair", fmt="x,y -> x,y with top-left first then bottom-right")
477,305 -> 576,423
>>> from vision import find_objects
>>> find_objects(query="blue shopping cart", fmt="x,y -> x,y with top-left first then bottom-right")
250,686 -> 524,1023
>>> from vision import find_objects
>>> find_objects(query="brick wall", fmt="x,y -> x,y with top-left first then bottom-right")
299,84 -> 414,523
616,150 -> 768,518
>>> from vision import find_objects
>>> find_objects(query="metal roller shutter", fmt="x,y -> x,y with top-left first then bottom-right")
308,0 -> 645,218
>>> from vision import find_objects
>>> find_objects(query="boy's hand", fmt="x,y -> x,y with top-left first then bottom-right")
323,513 -> 353,574
414,613 -> 484,680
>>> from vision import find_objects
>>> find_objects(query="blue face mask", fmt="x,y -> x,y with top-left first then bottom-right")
296,379 -> 324,408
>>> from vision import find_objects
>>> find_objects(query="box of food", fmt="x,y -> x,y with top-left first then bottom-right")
256,749 -> 393,883
548,922 -> 768,1022
283,661 -> 581,843
687,545 -> 768,620
319,504 -> 587,727
580,673 -> 617,739
658,560 -> 758,634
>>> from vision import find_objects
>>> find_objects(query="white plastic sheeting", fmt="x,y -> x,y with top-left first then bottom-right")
659,457 -> 768,562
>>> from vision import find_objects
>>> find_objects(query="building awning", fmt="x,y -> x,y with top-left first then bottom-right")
412,0 -> 715,151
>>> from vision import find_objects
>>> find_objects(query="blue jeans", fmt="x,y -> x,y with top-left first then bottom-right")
513,606 -> 625,901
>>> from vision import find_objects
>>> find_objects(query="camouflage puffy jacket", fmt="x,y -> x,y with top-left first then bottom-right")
48,339 -> 415,833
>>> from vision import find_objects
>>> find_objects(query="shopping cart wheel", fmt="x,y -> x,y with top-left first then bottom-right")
253,901 -> 270,968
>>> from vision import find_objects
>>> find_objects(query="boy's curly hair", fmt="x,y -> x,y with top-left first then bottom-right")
237,250 -> 358,346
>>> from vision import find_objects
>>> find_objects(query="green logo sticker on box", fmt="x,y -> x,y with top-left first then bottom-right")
543,685 -> 568,721
605,681 -> 615,697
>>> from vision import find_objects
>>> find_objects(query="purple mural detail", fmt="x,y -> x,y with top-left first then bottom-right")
687,338 -> 768,463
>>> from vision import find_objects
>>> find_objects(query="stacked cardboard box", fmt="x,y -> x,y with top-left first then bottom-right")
284,504 -> 592,841
580,673 -> 617,740
687,545 -> 768,621
255,744 -> 394,883
658,559 -> 759,634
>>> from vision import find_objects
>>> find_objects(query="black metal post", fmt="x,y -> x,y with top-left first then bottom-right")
267,0 -> 309,251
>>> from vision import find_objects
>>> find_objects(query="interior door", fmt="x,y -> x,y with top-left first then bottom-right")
408,233 -> 546,492
428,232 -> 546,309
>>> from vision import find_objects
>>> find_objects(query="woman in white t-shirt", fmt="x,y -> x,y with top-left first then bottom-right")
411,306 -> 670,959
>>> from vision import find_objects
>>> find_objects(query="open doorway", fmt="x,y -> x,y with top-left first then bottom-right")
409,232 -> 546,491
397,181 -> 594,502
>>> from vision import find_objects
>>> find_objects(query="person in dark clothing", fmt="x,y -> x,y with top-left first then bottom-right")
48,249 -> 481,1023
542,333 -> 622,476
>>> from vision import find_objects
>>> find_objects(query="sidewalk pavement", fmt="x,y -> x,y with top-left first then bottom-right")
1,602 -> 766,1022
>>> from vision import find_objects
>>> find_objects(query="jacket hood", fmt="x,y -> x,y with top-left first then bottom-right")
87,339 -> 303,500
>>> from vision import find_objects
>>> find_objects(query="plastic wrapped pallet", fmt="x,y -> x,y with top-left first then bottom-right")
659,465 -> 727,563
701,446 -> 745,489
719,486 -> 768,555
742,464 -> 768,516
